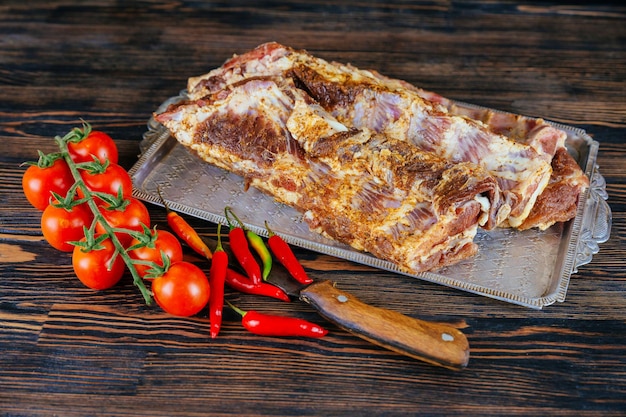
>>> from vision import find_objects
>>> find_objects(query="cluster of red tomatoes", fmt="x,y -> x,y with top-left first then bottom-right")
22,125 -> 210,317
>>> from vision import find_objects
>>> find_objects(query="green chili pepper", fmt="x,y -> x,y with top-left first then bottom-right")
246,229 -> 272,280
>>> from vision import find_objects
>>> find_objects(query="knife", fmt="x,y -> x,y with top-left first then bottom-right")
202,236 -> 470,370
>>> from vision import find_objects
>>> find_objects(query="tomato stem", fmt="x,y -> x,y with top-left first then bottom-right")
54,130 -> 153,305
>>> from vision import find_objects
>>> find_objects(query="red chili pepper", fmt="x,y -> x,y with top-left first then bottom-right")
224,269 -> 290,302
157,187 -> 212,259
227,302 -> 328,338
265,221 -> 313,285
224,207 -> 262,284
209,224 -> 228,339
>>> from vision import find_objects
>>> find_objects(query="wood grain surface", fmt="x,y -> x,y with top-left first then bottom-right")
1,1 -> 625,416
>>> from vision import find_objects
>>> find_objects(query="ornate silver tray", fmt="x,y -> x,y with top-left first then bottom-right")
129,92 -> 611,309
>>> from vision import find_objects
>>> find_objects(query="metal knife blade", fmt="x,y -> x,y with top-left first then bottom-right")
202,236 -> 469,370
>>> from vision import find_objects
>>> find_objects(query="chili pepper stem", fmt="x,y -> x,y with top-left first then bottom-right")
156,186 -> 172,212
225,300 -> 246,317
223,206 -> 239,229
215,223 -> 224,252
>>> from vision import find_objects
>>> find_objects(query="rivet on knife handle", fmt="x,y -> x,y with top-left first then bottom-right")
299,280 -> 469,370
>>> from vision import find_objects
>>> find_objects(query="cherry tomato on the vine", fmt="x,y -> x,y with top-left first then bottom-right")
72,235 -> 126,290
96,197 -> 151,247
151,261 -> 210,317
79,162 -> 133,203
22,158 -> 75,211
68,130 -> 119,165
128,229 -> 183,278
41,203 -> 94,252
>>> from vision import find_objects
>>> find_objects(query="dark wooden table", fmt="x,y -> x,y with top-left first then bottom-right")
1,2 -> 624,416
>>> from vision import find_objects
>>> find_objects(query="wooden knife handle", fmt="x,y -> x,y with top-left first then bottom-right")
299,280 -> 469,370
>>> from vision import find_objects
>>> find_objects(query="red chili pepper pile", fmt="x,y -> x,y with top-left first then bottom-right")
160,205 -> 327,340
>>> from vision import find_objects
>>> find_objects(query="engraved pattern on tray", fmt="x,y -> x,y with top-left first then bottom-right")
130,93 -> 611,309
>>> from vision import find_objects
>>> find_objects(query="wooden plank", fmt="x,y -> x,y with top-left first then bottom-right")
0,1 -> 624,415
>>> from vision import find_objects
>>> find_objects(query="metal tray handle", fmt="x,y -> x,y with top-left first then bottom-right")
575,166 -> 612,272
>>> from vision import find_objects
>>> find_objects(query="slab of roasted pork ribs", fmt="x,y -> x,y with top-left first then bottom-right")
156,43 -> 589,273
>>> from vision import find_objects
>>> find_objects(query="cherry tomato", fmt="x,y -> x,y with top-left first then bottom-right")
79,162 -> 133,202
22,158 -> 75,211
151,261 -> 210,317
72,235 -> 126,290
41,203 -> 94,252
96,197 -> 151,247
128,229 -> 183,278
68,130 -> 119,164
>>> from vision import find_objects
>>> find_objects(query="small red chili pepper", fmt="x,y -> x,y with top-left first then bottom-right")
264,221 -> 313,285
224,269 -> 290,302
157,187 -> 212,259
227,302 -> 328,338
209,224 -> 228,339
224,207 -> 262,284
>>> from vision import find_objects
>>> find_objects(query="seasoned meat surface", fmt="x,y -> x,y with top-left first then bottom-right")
187,42 -> 587,230
157,77 -> 500,273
